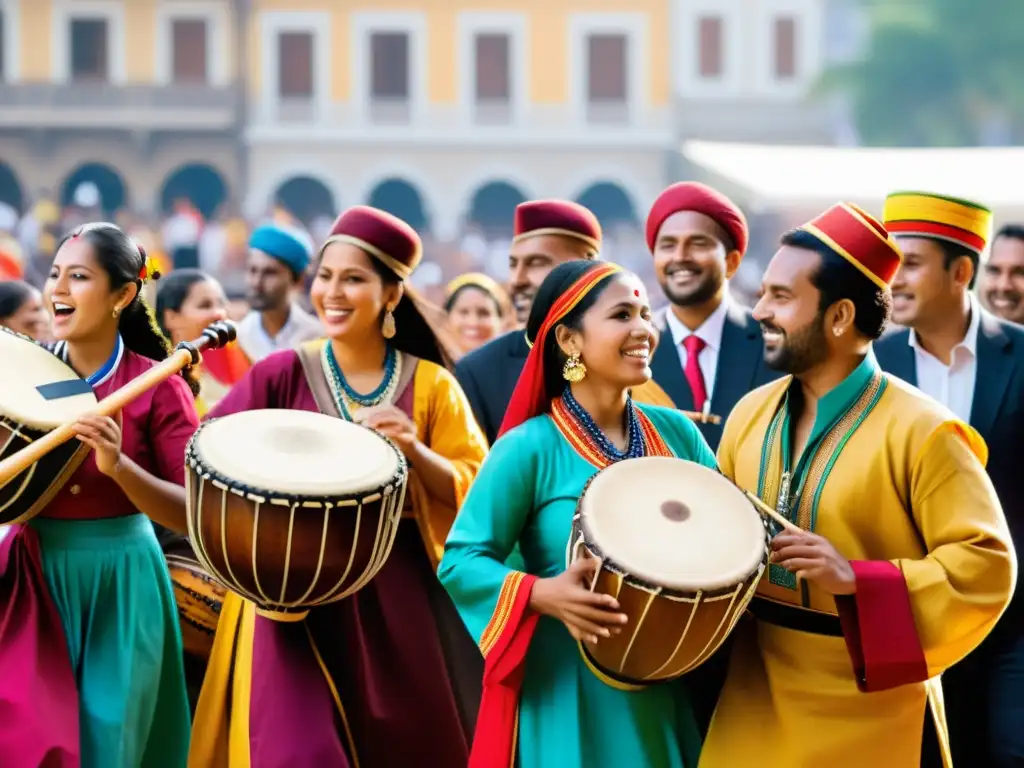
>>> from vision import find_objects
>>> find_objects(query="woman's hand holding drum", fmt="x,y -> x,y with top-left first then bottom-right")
353,405 -> 418,455
528,558 -> 629,645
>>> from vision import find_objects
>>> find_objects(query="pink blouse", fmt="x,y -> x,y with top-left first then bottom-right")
41,349 -> 199,520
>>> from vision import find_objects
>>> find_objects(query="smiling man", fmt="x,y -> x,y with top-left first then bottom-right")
874,191 -> 1024,767
454,200 -> 603,445
983,224 -> 1024,324
703,202 -> 1015,768
645,182 -> 778,452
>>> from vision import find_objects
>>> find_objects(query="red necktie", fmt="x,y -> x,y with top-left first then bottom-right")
682,335 -> 708,412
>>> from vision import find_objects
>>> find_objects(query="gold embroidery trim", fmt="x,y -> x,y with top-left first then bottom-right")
479,571 -> 527,658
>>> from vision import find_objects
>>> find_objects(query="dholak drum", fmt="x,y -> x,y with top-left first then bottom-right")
167,552 -> 226,660
185,409 -> 408,620
569,457 -> 770,689
0,328 -> 98,524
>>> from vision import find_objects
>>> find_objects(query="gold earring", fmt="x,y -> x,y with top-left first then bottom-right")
833,326 -> 844,337
112,307 -> 121,319
562,353 -> 586,383
381,309 -> 396,339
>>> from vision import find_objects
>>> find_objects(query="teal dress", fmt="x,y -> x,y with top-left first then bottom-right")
439,403 -> 718,768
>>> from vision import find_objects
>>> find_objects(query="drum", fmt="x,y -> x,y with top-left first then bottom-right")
185,409 -> 408,619
167,552 -> 226,659
568,457 -> 770,689
0,328 -> 98,525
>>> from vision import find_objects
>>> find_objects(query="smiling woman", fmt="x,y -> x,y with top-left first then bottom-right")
189,205 -> 489,768
0,222 -> 197,766
439,260 -> 720,768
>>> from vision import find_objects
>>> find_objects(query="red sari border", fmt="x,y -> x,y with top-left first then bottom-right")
835,559 -> 928,692
470,571 -> 539,768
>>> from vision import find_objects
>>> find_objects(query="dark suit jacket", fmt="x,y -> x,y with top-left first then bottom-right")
455,330 -> 530,445
650,303 -> 780,452
875,311 -> 1024,623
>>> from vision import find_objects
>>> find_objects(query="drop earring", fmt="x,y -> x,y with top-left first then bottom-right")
381,308 -> 396,339
562,353 -> 586,383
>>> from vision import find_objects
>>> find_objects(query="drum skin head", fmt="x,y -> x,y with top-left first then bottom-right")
191,409 -> 402,497
0,329 -> 97,429
579,457 -> 767,592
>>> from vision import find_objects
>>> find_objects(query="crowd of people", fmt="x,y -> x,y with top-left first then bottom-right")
0,179 -> 1021,768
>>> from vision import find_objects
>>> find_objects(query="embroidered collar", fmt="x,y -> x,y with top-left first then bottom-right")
55,335 -> 124,388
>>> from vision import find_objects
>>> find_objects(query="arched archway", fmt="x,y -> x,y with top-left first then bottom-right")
0,162 -> 24,214
160,163 -> 229,219
575,181 -> 638,227
273,176 -> 336,226
466,180 -> 527,235
60,163 -> 128,215
367,178 -> 429,232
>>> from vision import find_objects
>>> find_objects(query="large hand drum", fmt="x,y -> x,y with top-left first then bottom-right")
185,409 -> 408,620
167,552 -> 227,660
569,457 -> 770,688
0,328 -> 98,524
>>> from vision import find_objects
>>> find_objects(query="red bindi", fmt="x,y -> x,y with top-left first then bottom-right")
634,289 -> 640,297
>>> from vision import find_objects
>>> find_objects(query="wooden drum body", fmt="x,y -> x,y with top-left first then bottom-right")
569,457 -> 770,689
185,409 -> 408,620
167,553 -> 226,659
0,328 -> 97,525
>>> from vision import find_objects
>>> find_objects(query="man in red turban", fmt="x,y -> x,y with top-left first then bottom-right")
645,182 -> 779,452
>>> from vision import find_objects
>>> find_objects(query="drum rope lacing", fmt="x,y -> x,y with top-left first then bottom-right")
561,388 -> 644,462
322,342 -> 403,419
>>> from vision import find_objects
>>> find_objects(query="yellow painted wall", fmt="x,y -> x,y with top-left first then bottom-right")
18,0 -> 53,82
247,0 -> 668,105
125,3 -> 156,83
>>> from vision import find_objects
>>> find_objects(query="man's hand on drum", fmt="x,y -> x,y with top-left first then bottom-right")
73,411 -> 123,476
353,406 -> 418,456
528,558 -> 629,644
770,529 -> 856,595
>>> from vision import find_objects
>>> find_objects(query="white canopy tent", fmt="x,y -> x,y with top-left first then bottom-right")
680,140 -> 1024,213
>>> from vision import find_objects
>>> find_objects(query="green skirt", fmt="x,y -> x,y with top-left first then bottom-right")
30,514 -> 191,768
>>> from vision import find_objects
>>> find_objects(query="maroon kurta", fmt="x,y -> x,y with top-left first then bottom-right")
201,348 -> 474,767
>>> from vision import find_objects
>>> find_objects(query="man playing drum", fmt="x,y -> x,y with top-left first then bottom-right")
702,203 -> 1016,767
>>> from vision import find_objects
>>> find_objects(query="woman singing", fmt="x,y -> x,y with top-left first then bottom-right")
445,272 -> 511,353
439,260 -> 717,768
0,222 -> 197,767
155,268 -> 250,415
190,205 -> 488,768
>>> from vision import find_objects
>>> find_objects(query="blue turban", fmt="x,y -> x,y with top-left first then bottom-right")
249,225 -> 313,275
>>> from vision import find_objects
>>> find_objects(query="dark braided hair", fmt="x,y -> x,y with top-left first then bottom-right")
526,260 -> 619,403
59,223 -> 201,397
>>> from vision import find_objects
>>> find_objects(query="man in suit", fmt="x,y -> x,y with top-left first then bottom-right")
981,224 -> 1024,325
645,182 -> 779,451
455,200 -> 603,445
875,191 -> 1024,767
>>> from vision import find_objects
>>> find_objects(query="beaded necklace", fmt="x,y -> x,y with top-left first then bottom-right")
321,341 -> 402,420
559,388 -> 645,463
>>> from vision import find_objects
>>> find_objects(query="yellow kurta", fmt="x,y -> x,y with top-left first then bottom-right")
701,358 -> 1015,768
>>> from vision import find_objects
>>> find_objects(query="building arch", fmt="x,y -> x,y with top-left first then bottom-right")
366,177 -> 430,232
159,163 -> 230,219
466,180 -> 529,235
60,162 -> 129,215
574,180 -> 640,227
273,175 -> 337,226
0,161 -> 24,214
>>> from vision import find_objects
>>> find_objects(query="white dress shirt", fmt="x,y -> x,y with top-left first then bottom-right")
236,303 -> 324,363
664,298 -> 730,399
909,296 -> 981,422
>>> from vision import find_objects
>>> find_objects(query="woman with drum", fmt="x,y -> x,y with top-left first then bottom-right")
155,268 -> 250,416
189,205 -> 488,768
0,222 -> 196,766
439,260 -> 719,768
